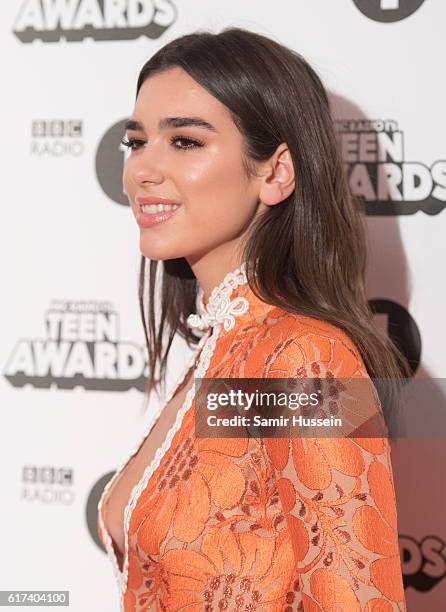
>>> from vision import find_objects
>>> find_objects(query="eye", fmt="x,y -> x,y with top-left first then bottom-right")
120,137 -> 145,151
120,135 -> 205,152
170,135 -> 204,151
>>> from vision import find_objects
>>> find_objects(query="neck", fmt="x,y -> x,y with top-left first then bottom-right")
186,243 -> 245,308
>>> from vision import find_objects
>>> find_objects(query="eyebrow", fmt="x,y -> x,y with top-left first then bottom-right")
124,116 -> 218,133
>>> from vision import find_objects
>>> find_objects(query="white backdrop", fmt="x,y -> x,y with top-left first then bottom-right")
1,1 -> 444,610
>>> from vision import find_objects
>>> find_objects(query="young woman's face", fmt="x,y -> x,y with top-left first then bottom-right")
123,67 -> 264,266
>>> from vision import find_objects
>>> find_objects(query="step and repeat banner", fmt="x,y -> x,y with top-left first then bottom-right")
1,1 -> 444,610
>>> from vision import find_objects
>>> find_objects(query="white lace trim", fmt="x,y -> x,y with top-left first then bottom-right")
96,329 -> 210,608
186,262 -> 249,332
120,322 -> 220,605
98,262 -> 249,609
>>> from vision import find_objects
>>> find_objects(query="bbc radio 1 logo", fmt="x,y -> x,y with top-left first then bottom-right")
31,119 -> 83,157
13,0 -> 177,43
3,299 -> 147,391
336,119 -> 446,215
353,0 -> 426,22
22,465 -> 74,505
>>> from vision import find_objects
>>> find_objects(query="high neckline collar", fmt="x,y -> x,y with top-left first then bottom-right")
186,262 -> 250,333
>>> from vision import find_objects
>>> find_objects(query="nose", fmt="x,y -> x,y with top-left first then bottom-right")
127,148 -> 164,187
135,168 -> 163,185
133,164 -> 164,186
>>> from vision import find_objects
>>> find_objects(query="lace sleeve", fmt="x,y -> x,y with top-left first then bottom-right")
262,332 -> 406,610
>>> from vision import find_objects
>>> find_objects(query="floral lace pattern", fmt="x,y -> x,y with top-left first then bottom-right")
97,328 -> 212,602
97,265 -> 406,611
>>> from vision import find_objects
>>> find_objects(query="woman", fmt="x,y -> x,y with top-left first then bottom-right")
97,27 -> 409,611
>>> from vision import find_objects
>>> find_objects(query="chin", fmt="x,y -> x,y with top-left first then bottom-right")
138,241 -> 180,262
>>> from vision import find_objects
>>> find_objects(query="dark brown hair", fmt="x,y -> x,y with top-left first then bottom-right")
133,27 -> 411,428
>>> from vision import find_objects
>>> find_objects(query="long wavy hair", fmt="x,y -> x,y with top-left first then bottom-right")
133,27 -> 411,428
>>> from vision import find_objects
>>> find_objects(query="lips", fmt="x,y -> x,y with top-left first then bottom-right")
135,196 -> 181,228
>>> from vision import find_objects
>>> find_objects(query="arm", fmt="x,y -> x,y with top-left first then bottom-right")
263,332 -> 406,611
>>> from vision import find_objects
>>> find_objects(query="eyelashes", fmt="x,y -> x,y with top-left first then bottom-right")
120,137 -> 145,150
120,135 -> 205,152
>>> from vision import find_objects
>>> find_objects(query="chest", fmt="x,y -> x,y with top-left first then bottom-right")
101,365 -> 196,570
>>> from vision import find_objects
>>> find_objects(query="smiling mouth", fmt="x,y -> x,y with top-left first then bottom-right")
136,202 -> 181,228
139,203 -> 181,214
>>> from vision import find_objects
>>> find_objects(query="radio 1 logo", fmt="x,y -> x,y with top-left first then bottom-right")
13,0 -> 177,43
336,119 -> 446,216
353,0 -> 426,23
3,300 -> 147,391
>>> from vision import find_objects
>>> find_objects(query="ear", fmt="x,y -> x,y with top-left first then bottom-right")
258,143 -> 295,206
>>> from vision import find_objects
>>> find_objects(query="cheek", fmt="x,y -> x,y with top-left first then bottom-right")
181,152 -> 251,221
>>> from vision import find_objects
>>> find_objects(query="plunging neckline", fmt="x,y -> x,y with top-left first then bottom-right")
97,326 -> 215,603
102,356 -> 197,569
97,263 -> 251,607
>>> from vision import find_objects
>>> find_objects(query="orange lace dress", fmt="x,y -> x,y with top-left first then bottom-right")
97,263 -> 406,611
